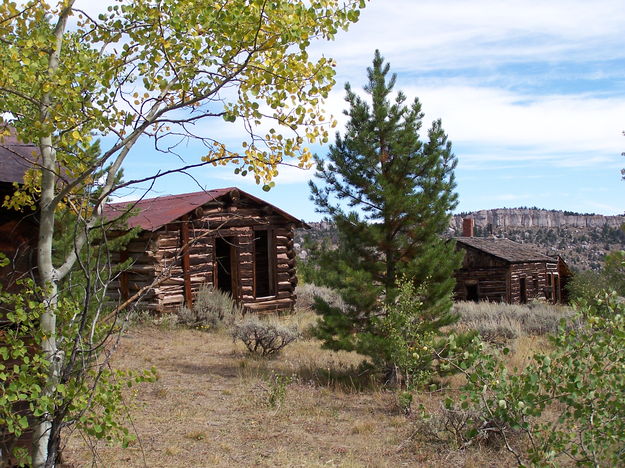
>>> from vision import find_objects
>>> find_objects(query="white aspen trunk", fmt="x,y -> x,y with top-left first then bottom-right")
31,153 -> 60,466
31,3 -> 74,466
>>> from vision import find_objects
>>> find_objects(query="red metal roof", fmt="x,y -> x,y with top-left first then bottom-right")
103,187 -> 307,231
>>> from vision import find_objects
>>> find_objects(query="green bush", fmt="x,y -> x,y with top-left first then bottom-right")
567,269 -> 607,303
440,291 -> 625,466
567,250 -> 625,303
353,279 -> 476,389
178,285 -> 241,330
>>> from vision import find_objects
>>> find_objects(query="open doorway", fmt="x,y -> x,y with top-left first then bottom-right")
254,229 -> 275,297
215,236 -> 237,296
553,274 -> 560,304
466,283 -> 479,302
519,277 -> 527,304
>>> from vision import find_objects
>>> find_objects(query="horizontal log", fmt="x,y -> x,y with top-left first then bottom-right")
243,298 -> 294,313
276,272 -> 290,282
161,294 -> 185,305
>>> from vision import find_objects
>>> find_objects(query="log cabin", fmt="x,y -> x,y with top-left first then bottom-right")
0,129 -> 40,463
453,218 -> 570,304
0,130 -> 40,292
103,188 -> 307,314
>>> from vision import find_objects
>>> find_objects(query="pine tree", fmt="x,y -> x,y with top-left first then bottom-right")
309,50 -> 465,376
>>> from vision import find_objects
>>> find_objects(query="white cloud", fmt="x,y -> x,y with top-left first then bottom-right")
320,83 -> 625,169
321,0 -> 625,74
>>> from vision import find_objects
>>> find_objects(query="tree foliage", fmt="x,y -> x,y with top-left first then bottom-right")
439,292 -> 625,466
366,278 -> 475,389
567,250 -> 625,302
308,50 -> 464,376
0,1 -> 365,465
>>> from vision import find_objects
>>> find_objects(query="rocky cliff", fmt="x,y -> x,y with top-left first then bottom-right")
451,209 -> 625,230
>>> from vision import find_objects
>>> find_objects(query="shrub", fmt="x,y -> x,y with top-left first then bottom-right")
265,372 -> 294,408
295,283 -> 346,312
440,291 -> 625,466
567,250 -> 625,303
355,279 -> 476,390
178,285 -> 241,330
566,269 -> 606,303
415,404 -> 512,450
232,318 -> 299,356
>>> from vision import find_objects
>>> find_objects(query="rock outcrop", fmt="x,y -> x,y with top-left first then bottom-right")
451,209 -> 625,230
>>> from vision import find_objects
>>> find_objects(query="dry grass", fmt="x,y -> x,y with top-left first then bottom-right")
62,301 -> 565,467
60,318 -> 525,467
454,300 -> 574,343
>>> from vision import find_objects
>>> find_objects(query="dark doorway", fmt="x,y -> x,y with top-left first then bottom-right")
553,275 -> 560,304
215,236 -> 237,295
519,277 -> 527,304
254,230 -> 274,297
466,283 -> 479,302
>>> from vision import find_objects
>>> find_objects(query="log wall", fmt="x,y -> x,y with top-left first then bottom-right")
454,267 -> 509,302
0,185 -> 38,460
454,244 -> 563,304
509,261 -> 559,304
108,200 -> 299,314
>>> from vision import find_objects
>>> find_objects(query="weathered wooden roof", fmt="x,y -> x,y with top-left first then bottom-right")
455,237 -> 555,263
104,188 -> 307,231
0,128 -> 39,184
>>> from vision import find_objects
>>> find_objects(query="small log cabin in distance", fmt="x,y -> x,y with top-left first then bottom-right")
453,218 -> 570,304
104,188 -> 307,314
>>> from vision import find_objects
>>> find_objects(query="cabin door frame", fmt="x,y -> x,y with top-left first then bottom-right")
252,227 -> 276,298
214,235 -> 239,299
465,280 -> 479,302
519,277 -> 528,304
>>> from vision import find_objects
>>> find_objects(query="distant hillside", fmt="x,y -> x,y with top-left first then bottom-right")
450,209 -> 625,270
295,209 -> 625,271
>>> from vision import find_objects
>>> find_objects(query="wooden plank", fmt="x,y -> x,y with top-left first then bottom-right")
120,250 -> 129,301
180,216 -> 193,308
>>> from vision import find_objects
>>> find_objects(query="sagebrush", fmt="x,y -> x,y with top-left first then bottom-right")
453,300 -> 575,342
232,318 -> 299,356
178,285 -> 241,330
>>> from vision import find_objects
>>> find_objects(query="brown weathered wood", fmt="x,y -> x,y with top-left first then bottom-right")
119,250 -> 129,301
454,240 -> 564,304
180,215 -> 193,308
105,189 -> 305,314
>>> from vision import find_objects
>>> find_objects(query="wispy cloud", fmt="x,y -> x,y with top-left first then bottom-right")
322,0 -> 625,74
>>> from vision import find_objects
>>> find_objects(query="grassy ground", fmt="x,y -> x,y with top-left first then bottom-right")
62,301 -> 569,468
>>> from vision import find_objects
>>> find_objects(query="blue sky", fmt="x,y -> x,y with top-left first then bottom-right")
104,0 -> 625,220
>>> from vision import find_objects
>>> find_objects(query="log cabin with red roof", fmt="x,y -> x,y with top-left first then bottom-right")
454,218 -> 570,304
104,188 -> 307,314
